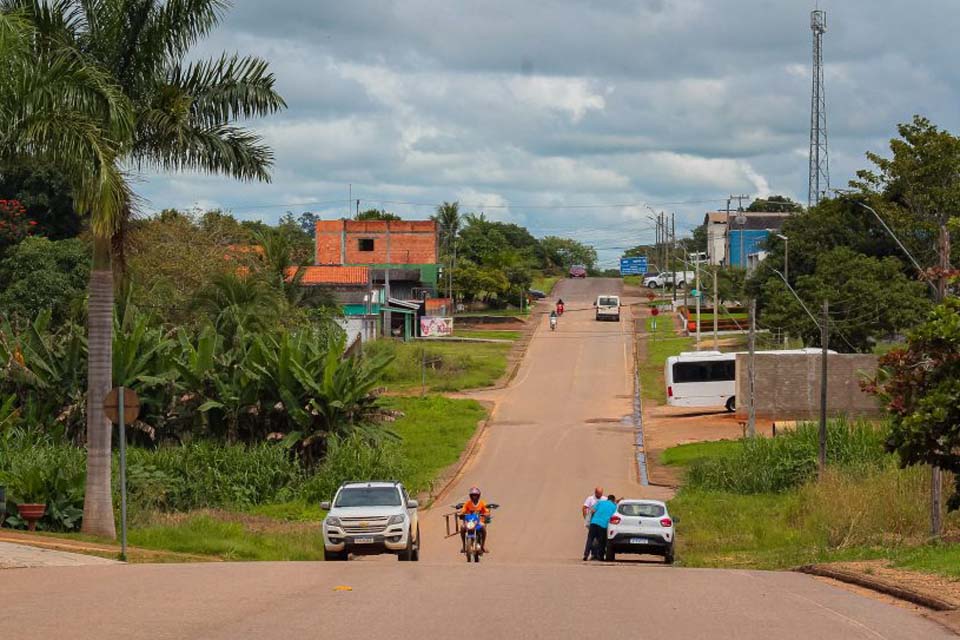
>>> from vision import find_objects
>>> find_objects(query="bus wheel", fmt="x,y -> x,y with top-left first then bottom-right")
725,397 -> 736,412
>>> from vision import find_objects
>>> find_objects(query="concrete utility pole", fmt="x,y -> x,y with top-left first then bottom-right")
747,299 -> 757,437
819,300 -> 829,476
695,254 -> 701,351
671,213 -> 678,302
713,270 -> 719,349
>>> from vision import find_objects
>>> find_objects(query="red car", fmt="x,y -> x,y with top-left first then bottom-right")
569,265 -> 587,278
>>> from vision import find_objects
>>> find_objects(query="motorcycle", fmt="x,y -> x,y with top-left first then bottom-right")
453,502 -> 499,563
550,316 -> 557,331
556,303 -> 565,316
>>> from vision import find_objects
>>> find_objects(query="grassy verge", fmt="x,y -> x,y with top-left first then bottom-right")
455,308 -> 529,318
366,339 -> 511,392
120,396 -> 486,561
531,275 -> 560,294
664,421 -> 960,574
454,329 -> 521,341
640,314 -> 692,404
623,275 -> 643,287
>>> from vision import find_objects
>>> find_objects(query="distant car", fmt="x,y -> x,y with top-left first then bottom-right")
321,481 -> 420,561
527,289 -> 547,299
605,499 -> 675,563
569,265 -> 587,278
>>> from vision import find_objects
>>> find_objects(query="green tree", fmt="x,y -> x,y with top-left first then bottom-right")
866,298 -> 960,509
0,237 -> 90,323
747,195 -> 803,213
760,247 -> 930,352
0,162 -> 82,242
355,209 -> 401,221
538,236 -> 597,271
5,0 -> 286,537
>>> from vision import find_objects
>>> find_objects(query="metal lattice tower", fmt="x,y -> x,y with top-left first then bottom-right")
808,9 -> 829,208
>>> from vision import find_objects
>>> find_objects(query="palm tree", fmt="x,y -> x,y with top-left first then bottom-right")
5,0 -> 286,537
433,202 -> 460,298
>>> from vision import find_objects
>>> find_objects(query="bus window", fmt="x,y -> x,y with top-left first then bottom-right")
672,360 -> 735,383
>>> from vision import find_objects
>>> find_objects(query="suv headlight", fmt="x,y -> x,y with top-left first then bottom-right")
387,514 -> 405,526
325,516 -> 341,528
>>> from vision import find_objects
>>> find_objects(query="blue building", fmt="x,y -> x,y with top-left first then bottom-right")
704,212 -> 791,268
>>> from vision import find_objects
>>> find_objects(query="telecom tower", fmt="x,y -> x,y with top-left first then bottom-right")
808,9 -> 829,208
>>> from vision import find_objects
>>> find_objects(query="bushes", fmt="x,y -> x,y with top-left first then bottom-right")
684,419 -> 888,494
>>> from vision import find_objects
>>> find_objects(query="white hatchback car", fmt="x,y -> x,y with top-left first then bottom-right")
321,481 -> 420,561
605,499 -> 676,563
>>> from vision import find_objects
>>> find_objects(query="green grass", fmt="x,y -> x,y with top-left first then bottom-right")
366,339 -> 511,392
455,308 -> 529,317
640,314 -> 692,404
454,329 -> 521,341
383,395 -> 488,496
661,440 -> 740,467
129,515 -> 327,561
894,545 -> 960,578
531,275 -> 560,295
623,275 -> 643,287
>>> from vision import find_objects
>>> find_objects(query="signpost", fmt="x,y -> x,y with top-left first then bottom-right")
620,256 -> 648,276
103,387 -> 140,561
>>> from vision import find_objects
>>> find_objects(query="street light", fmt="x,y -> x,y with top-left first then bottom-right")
776,234 -> 789,284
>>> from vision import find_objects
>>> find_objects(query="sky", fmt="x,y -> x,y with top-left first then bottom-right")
136,0 -> 960,268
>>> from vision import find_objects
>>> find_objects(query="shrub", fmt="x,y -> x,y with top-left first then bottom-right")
0,432 -> 86,530
685,419 -> 888,494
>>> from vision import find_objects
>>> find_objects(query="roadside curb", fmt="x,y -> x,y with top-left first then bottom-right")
797,564 -> 957,612
0,533 -> 216,564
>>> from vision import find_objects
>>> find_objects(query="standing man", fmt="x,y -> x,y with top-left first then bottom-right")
582,487 -> 604,561
587,494 -> 618,561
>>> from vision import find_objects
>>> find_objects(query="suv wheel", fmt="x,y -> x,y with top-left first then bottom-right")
398,528 -> 417,561
665,546 -> 675,565
605,548 -> 616,562
411,526 -> 420,562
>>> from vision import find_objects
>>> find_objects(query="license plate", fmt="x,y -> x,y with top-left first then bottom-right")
353,537 -> 375,544
630,537 -> 649,545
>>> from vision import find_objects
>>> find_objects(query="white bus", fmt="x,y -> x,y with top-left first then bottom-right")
664,349 -> 828,412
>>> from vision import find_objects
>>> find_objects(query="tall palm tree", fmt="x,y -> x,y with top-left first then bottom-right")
5,0 -> 286,537
433,201 -> 460,299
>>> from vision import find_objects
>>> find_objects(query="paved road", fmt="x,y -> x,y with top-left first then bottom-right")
0,278 -> 952,639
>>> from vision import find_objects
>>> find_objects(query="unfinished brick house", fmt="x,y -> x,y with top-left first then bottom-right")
314,219 -> 440,300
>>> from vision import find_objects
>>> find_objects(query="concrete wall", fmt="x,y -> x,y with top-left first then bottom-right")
337,315 -> 378,346
316,219 -> 437,265
735,353 -> 880,420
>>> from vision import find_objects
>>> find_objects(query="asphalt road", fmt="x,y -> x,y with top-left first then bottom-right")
0,278 -> 952,639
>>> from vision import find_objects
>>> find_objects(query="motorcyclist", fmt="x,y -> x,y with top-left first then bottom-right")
556,299 -> 565,315
459,486 -> 491,553
549,310 -> 558,330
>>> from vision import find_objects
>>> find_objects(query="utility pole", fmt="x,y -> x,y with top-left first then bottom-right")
671,213 -> 678,302
713,269 -> 719,349
747,299 -> 756,437
931,223 -> 951,539
695,254 -> 701,351
819,300 -> 829,476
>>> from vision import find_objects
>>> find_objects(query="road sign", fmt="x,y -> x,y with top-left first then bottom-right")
651,307 -> 660,317
690,289 -> 700,298
104,387 -> 140,425
620,256 -> 647,276
646,292 -> 656,302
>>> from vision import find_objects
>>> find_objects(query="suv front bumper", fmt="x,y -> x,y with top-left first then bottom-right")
324,527 -> 410,555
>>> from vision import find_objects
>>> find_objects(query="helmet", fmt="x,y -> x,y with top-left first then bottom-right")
469,486 -> 481,497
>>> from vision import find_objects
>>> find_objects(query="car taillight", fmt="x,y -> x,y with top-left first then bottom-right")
609,515 -> 621,525
667,386 -> 673,398
660,518 -> 672,527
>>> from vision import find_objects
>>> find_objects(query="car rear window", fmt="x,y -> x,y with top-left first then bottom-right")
335,487 -> 401,507
619,503 -> 665,517
598,297 -> 618,306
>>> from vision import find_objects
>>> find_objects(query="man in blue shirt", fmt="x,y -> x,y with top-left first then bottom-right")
585,494 -> 617,561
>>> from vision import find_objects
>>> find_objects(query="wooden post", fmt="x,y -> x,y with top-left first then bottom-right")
747,299 -> 756,437
819,300 -> 829,476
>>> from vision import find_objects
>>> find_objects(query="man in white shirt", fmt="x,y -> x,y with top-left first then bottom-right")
582,486 -> 604,561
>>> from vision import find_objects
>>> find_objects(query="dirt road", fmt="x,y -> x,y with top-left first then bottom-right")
0,278 -> 952,639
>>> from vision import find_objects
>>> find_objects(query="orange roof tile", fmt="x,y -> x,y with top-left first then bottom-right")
285,266 -> 369,285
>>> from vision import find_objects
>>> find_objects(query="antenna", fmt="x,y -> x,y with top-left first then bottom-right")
808,9 -> 829,208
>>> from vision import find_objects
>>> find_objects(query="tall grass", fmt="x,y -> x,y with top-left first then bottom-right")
365,339 -> 509,392
684,419 -> 888,494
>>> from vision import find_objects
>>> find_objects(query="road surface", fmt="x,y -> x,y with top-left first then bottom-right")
0,279 -> 951,639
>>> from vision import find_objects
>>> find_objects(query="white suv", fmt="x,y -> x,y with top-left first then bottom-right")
605,499 -> 676,563
321,481 -> 420,561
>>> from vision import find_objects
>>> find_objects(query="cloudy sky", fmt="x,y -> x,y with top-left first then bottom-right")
137,0 -> 960,267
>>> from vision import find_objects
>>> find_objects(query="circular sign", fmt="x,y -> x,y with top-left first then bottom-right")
103,387 -> 140,425
646,292 -> 656,301
651,307 -> 660,317
690,289 -> 699,297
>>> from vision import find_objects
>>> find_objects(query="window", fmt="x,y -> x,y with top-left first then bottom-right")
334,487 -> 401,507
672,360 -> 735,383
358,238 -> 375,251
619,503 -> 665,517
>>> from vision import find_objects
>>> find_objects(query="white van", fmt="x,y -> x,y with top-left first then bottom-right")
664,349 -> 829,412
595,295 -> 621,321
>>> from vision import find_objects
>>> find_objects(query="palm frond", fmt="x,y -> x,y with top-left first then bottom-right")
171,53 -> 287,126
136,122 -> 274,182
